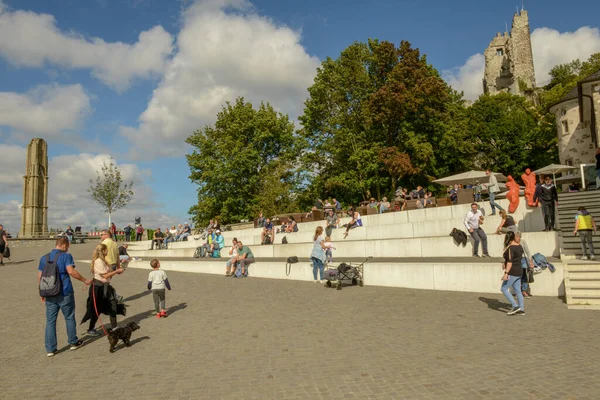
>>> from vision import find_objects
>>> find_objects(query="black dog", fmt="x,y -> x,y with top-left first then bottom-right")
450,228 -> 468,247
107,321 -> 140,353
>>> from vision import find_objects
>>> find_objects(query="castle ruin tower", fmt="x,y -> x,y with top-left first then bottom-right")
19,138 -> 49,238
483,8 -> 536,97
510,9 -> 536,93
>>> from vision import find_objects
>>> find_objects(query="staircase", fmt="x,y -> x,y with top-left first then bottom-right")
557,191 -> 600,309
564,263 -> 600,309
557,191 -> 600,258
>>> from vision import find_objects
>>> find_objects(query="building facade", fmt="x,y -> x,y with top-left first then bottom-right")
549,70 -> 600,170
483,9 -> 536,97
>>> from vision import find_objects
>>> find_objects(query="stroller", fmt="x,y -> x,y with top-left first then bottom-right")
323,256 -> 371,290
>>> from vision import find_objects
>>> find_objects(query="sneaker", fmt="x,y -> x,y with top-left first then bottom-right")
156,313 -> 162,319
160,310 -> 168,318
46,350 -> 57,357
482,254 -> 491,258
518,309 -> 526,315
581,256 -> 589,260
507,307 -> 521,316
591,255 -> 596,260
70,340 -> 83,350
472,254 -> 480,258
86,330 -> 101,337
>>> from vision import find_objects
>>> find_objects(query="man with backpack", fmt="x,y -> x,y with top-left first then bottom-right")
38,237 -> 92,357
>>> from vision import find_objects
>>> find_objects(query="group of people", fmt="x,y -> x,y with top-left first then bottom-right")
38,229 -> 172,357
151,223 -> 192,249
396,186 -> 435,210
224,238 -> 256,277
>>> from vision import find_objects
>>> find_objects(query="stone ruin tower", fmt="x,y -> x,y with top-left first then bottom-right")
19,138 -> 49,238
483,8 -> 536,97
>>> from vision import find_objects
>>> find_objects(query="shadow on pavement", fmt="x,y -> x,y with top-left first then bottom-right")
478,297 -> 511,313
3,259 -> 35,266
122,290 -> 151,303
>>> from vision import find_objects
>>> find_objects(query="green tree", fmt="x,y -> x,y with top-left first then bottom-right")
186,98 -> 301,225
468,93 -> 557,177
300,39 -> 468,203
541,52 -> 600,107
88,158 -> 134,227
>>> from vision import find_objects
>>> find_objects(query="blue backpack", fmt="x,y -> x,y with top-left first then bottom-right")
39,252 -> 63,297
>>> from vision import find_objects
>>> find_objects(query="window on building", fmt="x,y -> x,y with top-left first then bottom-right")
496,48 -> 504,56
560,109 -> 567,117
561,120 -> 569,134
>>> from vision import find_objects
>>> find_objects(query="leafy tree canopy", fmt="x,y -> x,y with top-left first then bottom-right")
186,98 -> 301,225
88,158 -> 134,227
541,52 -> 600,107
299,39 -> 469,204
468,93 -> 557,178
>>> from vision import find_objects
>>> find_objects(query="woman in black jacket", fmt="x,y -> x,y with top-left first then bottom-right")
500,231 -> 526,316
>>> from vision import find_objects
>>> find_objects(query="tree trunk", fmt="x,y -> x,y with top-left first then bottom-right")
108,212 -> 112,229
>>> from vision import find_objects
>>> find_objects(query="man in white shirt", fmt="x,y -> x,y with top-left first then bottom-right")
485,169 -> 505,216
464,202 -> 490,257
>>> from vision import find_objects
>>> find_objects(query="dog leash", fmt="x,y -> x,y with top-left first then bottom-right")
91,282 -> 108,336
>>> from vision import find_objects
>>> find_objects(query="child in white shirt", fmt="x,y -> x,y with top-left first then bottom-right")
323,236 -> 336,264
147,259 -> 171,318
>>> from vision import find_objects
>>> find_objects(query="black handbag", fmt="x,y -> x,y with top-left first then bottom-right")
527,267 -> 534,283
286,256 -> 298,264
3,246 -> 10,259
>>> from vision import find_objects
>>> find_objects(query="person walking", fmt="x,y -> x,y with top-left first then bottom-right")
148,259 -> 172,318
485,169 -> 504,215
38,237 -> 92,357
534,176 -> 559,231
464,202 -> 490,257
81,243 -> 125,336
310,226 -> 327,283
501,231 -> 525,315
0,224 -> 7,265
573,206 -> 597,260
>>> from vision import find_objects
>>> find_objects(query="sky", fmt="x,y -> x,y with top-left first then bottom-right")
1,0 -> 600,234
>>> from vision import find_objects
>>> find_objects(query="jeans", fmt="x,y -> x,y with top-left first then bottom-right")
489,192 -> 504,214
45,293 -> 78,352
469,228 -> 488,255
238,258 -> 255,274
136,233 -> 142,241
312,257 -> 324,280
579,230 -> 595,256
541,201 -> 556,230
66,234 -> 73,243
501,275 -> 524,310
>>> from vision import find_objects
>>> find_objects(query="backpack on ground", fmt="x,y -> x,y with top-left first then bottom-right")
193,246 -> 203,258
263,235 -> 272,245
281,236 -> 288,244
39,252 -> 63,297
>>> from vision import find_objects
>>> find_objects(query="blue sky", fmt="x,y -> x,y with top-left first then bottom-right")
1,0 -> 599,233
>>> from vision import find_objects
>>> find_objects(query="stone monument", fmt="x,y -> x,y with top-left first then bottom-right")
19,138 -> 49,238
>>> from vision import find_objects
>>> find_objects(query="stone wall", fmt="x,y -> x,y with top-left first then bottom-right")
551,100 -> 595,166
483,9 -> 536,96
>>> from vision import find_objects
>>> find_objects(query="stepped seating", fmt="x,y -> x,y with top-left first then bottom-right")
123,197 -> 567,296
557,191 -> 600,258
564,262 -> 600,309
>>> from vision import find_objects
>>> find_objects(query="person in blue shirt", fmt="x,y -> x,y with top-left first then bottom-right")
261,218 -> 274,244
38,237 -> 92,357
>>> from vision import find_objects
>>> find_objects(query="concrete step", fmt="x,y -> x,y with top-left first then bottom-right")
567,304 -> 600,310
120,257 -> 565,296
564,262 -> 600,306
129,231 -> 559,260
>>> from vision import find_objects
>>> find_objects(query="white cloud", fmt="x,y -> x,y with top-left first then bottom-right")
444,26 -> 600,100
0,147 -> 180,234
0,4 -> 174,90
120,0 -> 320,159
0,83 -> 91,138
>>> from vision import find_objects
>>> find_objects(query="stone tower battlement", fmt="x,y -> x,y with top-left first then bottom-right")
483,9 -> 536,97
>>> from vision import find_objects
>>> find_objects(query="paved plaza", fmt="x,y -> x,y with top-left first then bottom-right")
1,242 -> 599,400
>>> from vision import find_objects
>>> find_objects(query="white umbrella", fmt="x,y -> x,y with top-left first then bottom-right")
533,164 -> 576,182
433,170 -> 507,186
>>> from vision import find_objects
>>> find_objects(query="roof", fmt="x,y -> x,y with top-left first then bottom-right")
559,85 -> 580,103
579,68 -> 600,84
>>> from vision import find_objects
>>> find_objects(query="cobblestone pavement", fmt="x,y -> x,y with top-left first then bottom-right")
1,242 -> 599,400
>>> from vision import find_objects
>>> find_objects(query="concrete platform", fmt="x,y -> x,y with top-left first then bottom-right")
122,256 -> 564,297
128,231 -> 560,260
